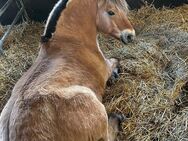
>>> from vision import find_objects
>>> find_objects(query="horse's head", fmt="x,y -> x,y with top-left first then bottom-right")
97,0 -> 135,44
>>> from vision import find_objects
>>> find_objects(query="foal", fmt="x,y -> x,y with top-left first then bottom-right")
0,0 -> 135,140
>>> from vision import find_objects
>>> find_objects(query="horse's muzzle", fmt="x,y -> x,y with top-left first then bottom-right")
120,29 -> 135,44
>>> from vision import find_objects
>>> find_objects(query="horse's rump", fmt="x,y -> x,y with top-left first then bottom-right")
8,86 -> 108,141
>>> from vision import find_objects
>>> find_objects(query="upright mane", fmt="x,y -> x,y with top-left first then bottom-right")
41,0 -> 69,43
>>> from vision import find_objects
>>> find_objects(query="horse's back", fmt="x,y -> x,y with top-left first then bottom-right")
8,85 -> 108,141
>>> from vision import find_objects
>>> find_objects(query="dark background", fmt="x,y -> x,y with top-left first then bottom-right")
0,0 -> 188,25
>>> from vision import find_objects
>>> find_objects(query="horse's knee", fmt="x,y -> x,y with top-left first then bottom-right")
107,58 -> 119,76
106,58 -> 120,86
108,58 -> 119,69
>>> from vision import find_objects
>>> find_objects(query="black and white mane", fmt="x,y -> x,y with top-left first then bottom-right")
41,0 -> 69,42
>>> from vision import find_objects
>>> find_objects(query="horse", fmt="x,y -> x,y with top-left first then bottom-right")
0,0 -> 135,140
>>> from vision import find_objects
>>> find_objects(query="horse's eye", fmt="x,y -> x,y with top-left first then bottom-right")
107,11 -> 115,16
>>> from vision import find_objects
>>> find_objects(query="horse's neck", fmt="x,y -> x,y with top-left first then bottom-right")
54,0 -> 97,44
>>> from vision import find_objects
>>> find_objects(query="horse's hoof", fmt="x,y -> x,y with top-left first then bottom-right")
108,113 -> 126,131
112,67 -> 120,79
108,113 -> 126,123
107,66 -> 120,86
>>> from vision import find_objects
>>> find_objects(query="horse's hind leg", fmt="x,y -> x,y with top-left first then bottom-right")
107,113 -> 126,141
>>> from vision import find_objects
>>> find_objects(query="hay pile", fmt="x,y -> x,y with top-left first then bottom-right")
0,5 -> 188,141
0,23 -> 42,110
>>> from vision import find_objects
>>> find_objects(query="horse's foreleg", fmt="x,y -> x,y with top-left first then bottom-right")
106,58 -> 120,85
107,58 -> 119,76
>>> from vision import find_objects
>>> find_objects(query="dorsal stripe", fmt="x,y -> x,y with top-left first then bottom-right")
41,0 -> 69,42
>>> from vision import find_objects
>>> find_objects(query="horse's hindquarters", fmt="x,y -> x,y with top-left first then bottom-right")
56,86 -> 109,140
8,86 -> 108,141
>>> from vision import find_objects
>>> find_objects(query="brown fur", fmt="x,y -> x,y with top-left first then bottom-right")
0,0 -> 134,140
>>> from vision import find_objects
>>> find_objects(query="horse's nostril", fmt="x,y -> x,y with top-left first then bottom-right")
121,30 -> 135,44
127,34 -> 133,42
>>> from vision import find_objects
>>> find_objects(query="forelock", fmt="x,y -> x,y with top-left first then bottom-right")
110,0 -> 129,13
